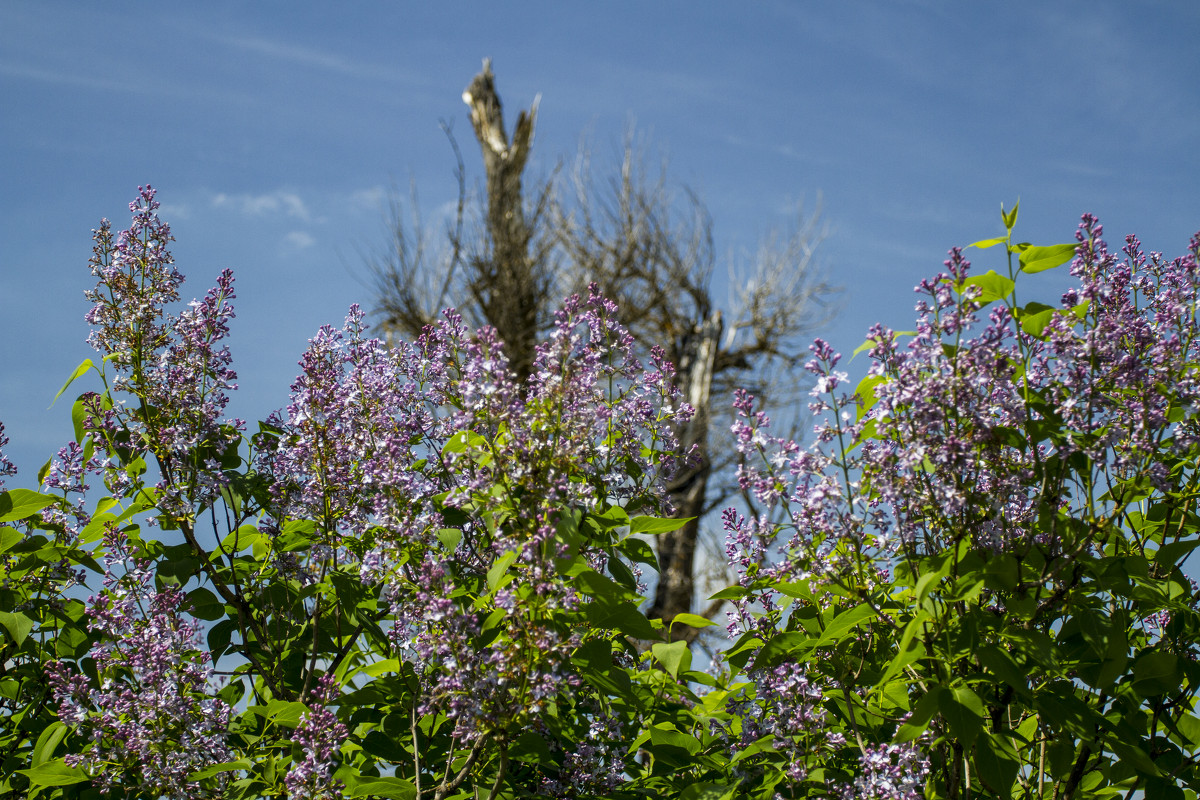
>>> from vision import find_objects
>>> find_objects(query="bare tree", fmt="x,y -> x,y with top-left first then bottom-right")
556,144 -> 832,638
369,60 -> 834,641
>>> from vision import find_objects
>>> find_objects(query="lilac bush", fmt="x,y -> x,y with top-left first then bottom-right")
722,207 -> 1200,798
4,189 -> 1200,800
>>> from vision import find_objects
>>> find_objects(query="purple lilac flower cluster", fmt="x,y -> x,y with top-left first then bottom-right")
540,708 -> 625,797
82,186 -> 242,514
259,284 -> 688,747
284,674 -> 349,800
38,441 -> 102,545
0,421 -> 16,489
46,526 -> 232,798
838,743 -> 930,800
725,662 -> 846,784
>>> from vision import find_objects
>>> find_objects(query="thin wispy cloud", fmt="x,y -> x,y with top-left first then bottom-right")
212,190 -> 312,222
203,31 -> 428,89
349,186 -> 386,210
283,231 -> 317,251
0,62 -> 147,95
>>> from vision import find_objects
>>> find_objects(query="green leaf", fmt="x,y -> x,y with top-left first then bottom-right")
441,430 -> 486,455
252,700 -> 310,728
357,658 -> 401,678
17,758 -> 88,786
1174,713 -> 1200,747
509,730 -> 558,766
572,638 -> 634,698
617,536 -> 658,568
755,631 -> 813,668
940,685 -> 984,747
896,687 -> 945,742
1155,538 -> 1200,569
220,524 -> 262,554
708,585 -> 749,601
854,375 -> 887,420
32,721 -> 69,766
487,549 -> 518,592
629,515 -> 693,535
0,489 -> 58,522
1108,736 -> 1162,778
977,645 -> 1031,699
680,783 -> 736,800
874,611 -> 928,691
1003,201 -> 1019,230
71,397 -> 90,444
0,526 -> 20,554
670,613 -> 717,630
585,599 -> 659,640
969,236 -> 1009,250
652,640 -> 692,678
0,610 -> 35,646
974,730 -> 1020,796
1019,243 -> 1077,273
816,603 -> 876,648
186,587 -> 225,621
962,270 -> 1015,303
52,359 -> 95,406
1015,301 -> 1057,337
436,527 -> 462,553
1133,651 -> 1182,696
344,776 -> 418,799
648,723 -> 702,755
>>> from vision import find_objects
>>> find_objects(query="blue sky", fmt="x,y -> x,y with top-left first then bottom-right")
1,2 -> 1198,476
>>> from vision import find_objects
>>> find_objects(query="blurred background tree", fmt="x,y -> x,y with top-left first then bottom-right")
368,59 -> 835,643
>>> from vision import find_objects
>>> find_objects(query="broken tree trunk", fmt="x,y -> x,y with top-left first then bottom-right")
462,58 -> 541,384
649,309 -> 722,640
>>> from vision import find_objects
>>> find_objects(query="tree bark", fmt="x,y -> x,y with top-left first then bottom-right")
649,310 -> 722,639
462,58 -> 541,383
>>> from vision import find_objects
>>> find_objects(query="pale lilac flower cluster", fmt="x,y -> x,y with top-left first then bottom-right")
259,285 -> 688,747
0,421 -> 16,489
83,187 -> 242,513
837,743 -> 930,800
523,286 -> 693,510
724,662 -> 845,785
261,304 -> 443,543
1038,219 -> 1200,475
47,526 -> 232,798
284,674 -> 348,800
38,441 -> 102,544
540,709 -> 625,797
